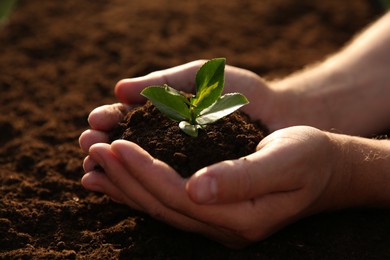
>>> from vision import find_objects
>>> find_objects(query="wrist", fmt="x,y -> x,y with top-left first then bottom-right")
268,65 -> 336,131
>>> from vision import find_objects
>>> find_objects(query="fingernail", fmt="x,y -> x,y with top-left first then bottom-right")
193,175 -> 217,203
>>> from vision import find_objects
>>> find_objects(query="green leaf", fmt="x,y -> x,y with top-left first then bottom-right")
141,85 -> 191,121
196,93 -> 249,125
192,58 -> 225,115
139,58 -> 250,137
179,121 -> 200,137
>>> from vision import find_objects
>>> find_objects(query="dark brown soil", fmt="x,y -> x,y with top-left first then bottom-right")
1,0 -> 389,259
109,101 -> 268,178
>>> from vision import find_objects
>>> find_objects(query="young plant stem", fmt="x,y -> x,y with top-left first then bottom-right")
189,105 -> 196,125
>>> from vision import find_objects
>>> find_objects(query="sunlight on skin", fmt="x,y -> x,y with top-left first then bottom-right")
78,13 -> 390,247
81,127 -> 344,247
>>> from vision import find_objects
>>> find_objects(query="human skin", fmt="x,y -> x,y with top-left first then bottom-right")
79,12 -> 390,247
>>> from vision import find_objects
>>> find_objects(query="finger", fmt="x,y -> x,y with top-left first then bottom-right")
87,143 -> 156,211
186,146 -> 304,204
83,155 -> 96,173
115,61 -> 268,122
110,140 -> 266,229
225,67 -> 269,117
81,171 -> 140,208
88,143 -> 191,219
79,130 -> 109,153
88,142 -> 242,242
223,66 -> 263,94
83,155 -> 108,173
115,60 -> 206,104
88,103 -> 130,131
110,141 -> 307,244
81,156 -> 134,206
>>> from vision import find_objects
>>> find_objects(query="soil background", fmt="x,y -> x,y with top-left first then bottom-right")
0,0 -> 389,259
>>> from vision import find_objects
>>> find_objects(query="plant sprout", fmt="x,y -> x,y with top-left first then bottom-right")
141,58 -> 249,137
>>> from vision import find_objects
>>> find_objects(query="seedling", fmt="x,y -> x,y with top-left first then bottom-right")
141,58 -> 249,137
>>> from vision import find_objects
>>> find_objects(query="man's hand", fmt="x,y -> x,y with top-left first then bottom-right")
80,125 -> 352,248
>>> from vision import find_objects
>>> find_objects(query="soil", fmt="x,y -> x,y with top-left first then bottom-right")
109,101 -> 268,178
1,0 -> 389,259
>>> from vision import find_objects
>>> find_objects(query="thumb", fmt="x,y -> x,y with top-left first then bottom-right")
115,60 -> 206,104
185,151 -> 301,204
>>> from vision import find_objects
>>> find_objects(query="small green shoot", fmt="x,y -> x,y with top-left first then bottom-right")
141,58 -> 249,137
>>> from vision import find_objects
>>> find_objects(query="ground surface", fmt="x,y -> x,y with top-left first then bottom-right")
0,0 -> 389,259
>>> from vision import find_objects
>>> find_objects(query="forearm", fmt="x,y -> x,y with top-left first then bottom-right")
330,133 -> 390,209
271,12 -> 390,136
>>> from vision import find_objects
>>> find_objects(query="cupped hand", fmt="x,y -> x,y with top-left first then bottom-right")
79,60 -> 280,177
80,125 -> 348,247
79,60 -> 277,154
114,60 -> 278,128
78,60 -> 348,247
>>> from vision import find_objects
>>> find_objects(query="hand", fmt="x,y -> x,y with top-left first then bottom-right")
80,125 -> 347,248
78,61 -> 341,247
114,60 -> 282,131
113,60 -> 343,133
78,59 -> 344,153
79,60 -> 280,203
79,60 -> 390,247
79,60 -> 280,163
